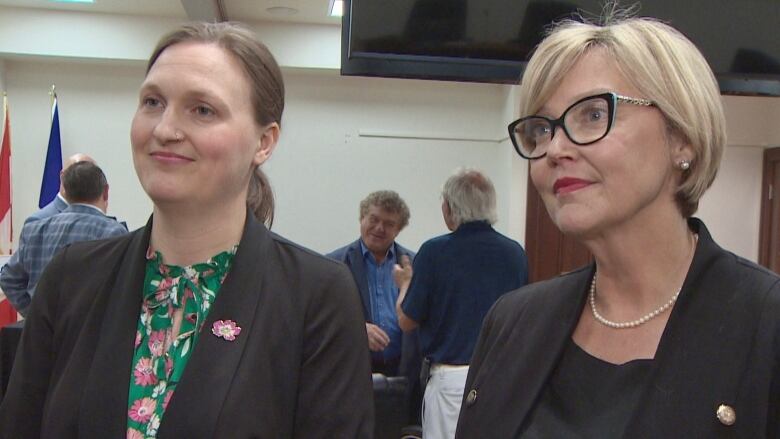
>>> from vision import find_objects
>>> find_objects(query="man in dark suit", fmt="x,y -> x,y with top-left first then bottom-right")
327,190 -> 422,426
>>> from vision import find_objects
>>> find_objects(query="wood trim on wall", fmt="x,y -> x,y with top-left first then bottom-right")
758,147 -> 780,271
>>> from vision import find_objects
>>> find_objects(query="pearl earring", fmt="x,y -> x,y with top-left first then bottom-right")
679,160 -> 691,171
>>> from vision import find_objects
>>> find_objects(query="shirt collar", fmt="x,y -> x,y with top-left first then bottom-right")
68,203 -> 105,215
456,220 -> 492,231
359,239 -> 395,263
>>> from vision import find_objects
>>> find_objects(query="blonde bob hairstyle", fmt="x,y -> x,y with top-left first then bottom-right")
519,16 -> 726,217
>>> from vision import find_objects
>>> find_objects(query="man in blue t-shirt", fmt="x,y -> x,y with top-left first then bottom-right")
395,169 -> 528,439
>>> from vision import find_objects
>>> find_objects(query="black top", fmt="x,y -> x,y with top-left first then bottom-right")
456,219 -> 780,438
520,339 -> 653,438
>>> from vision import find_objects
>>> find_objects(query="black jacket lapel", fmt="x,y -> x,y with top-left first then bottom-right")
78,222 -> 151,437
459,266 -> 592,438
346,241 -> 371,321
627,220 -> 767,437
157,214 -> 271,438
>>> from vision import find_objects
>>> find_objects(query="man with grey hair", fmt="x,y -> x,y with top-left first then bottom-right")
394,168 -> 528,439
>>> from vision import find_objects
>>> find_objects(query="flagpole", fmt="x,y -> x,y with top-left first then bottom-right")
2,91 -> 6,145
49,84 -> 57,122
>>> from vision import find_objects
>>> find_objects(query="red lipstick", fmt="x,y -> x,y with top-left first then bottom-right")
553,177 -> 591,195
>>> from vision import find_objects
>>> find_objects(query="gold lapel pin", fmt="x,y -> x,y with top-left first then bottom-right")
716,404 -> 736,426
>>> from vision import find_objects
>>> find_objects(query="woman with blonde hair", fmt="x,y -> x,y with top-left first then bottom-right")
0,22 -> 373,438
455,12 -> 780,438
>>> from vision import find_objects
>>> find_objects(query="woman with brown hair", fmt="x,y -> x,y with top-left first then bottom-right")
0,22 -> 373,438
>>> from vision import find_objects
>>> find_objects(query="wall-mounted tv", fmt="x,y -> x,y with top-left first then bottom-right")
340,0 -> 780,96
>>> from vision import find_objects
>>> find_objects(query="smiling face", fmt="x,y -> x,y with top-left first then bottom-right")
130,41 -> 277,211
360,205 -> 403,260
529,48 -> 691,239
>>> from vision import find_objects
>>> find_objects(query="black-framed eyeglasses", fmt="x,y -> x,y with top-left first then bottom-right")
508,92 -> 655,160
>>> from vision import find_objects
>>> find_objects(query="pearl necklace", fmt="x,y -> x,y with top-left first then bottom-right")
588,273 -> 681,329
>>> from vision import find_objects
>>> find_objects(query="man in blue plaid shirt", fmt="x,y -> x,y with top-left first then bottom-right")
0,161 -> 128,316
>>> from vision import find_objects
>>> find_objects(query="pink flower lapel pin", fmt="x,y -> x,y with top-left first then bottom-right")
212,319 -> 242,341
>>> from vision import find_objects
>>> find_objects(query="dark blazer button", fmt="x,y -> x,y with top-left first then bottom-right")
466,389 -> 477,406
716,404 -> 736,426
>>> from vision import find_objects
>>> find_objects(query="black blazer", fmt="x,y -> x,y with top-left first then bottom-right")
0,214 -> 374,438
456,219 -> 780,438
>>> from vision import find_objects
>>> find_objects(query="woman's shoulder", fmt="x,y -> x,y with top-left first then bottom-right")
269,232 -> 349,268
732,253 -> 780,290
702,233 -> 780,301
264,231 -> 365,316
57,228 -> 139,265
729,255 -> 780,323
695,218 -> 780,294
265,231 -> 355,287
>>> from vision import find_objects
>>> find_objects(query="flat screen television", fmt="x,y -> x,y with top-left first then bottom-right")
340,0 -> 780,96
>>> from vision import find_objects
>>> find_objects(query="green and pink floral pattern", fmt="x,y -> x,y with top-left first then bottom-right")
127,246 -> 236,438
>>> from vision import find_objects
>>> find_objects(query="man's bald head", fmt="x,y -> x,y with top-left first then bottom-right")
64,153 -> 95,169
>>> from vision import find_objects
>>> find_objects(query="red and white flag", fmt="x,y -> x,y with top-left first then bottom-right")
0,94 -> 12,255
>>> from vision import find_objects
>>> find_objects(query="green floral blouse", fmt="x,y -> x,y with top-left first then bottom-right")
126,246 -> 237,439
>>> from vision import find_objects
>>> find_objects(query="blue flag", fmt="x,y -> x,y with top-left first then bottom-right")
39,97 -> 62,208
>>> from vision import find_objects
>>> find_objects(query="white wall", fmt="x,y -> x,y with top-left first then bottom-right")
4,60 -> 512,254
0,60 -> 6,96
696,95 -> 780,261
504,85 -> 528,244
253,70 -> 512,252
697,146 -> 764,260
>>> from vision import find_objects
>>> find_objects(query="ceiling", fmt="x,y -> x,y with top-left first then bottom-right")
0,0 -> 342,25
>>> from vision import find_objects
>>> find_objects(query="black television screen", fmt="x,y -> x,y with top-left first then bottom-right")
340,0 -> 780,96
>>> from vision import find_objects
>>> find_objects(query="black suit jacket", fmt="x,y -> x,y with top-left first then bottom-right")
456,219 -> 780,438
0,215 -> 374,438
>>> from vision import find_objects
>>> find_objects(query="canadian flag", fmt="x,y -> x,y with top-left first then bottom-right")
0,95 -> 11,255
0,94 -> 15,325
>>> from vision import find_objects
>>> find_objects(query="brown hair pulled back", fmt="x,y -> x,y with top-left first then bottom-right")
147,22 -> 284,227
